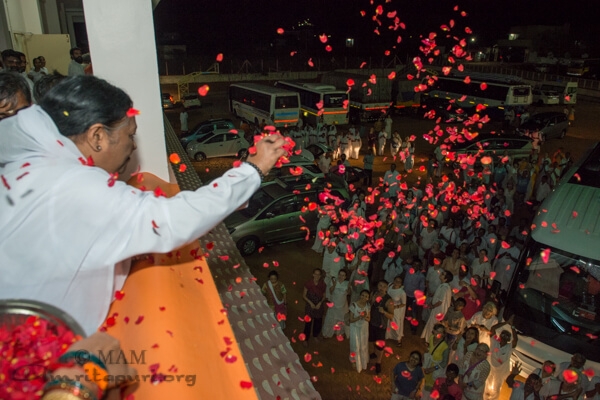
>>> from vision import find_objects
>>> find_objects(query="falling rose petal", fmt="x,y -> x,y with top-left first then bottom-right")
572,211 -> 578,218
216,53 -> 224,62
490,271 -> 497,280
480,82 -> 488,90
298,333 -> 307,341
410,319 -> 419,327
415,290 -> 426,306
435,313 -> 445,321
388,71 -> 396,80
277,28 -> 284,34
401,370 -> 412,378
169,153 -> 181,164
570,266 -> 581,274
308,58 -> 314,67
135,315 -> 144,324
375,340 -> 386,348
304,353 -> 312,362
218,255 -> 230,261
346,79 -> 355,87
431,390 -> 440,399
582,368 -> 595,378
225,354 -> 237,363
115,290 -> 125,300
289,166 -> 303,176
540,248 -> 550,264
325,45 -> 332,52
562,369 -> 579,383
319,34 -> 328,43
326,302 -> 335,308
240,381 -> 253,389
178,164 -> 187,173
198,85 -> 210,96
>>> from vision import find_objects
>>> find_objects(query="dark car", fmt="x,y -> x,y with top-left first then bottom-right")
446,134 -> 533,167
225,176 -> 350,256
419,98 -> 469,123
517,112 -> 569,141
180,118 -> 236,148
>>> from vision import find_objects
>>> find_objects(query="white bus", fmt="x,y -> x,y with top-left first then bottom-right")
503,143 -> 600,377
228,83 -> 300,128
422,72 -> 532,120
274,81 -> 349,126
538,81 -> 578,105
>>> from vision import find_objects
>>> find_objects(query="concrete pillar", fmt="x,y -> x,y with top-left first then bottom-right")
82,0 -> 169,181
4,0 -> 43,34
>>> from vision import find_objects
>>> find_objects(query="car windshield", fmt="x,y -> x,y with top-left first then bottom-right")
239,189 -> 275,218
507,239 -> 600,362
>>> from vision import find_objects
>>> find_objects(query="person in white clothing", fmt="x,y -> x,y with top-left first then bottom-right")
505,362 -> 544,400
0,75 -> 287,335
377,129 -> 387,156
384,114 -> 393,139
421,270 -> 453,343
179,108 -> 188,133
486,324 -> 518,400
322,269 -> 350,338
348,290 -> 370,373
386,275 -> 406,346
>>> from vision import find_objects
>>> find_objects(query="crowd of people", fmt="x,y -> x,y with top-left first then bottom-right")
259,110 -> 596,400
1,46 -> 91,118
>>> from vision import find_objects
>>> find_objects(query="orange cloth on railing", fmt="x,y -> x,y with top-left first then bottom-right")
102,173 -> 258,400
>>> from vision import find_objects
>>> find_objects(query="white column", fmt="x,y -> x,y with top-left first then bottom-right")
82,0 -> 169,181
2,0 -> 43,48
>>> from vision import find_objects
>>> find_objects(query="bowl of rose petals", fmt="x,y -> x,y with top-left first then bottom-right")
0,299 -> 85,399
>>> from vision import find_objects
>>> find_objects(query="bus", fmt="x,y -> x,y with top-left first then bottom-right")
503,143 -> 600,377
567,58 -> 600,78
421,72 -> 532,120
228,83 -> 300,128
274,81 -> 349,126
538,81 -> 578,105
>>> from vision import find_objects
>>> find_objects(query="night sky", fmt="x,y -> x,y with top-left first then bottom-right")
153,0 -> 598,58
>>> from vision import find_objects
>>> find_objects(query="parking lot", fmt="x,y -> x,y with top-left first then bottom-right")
165,90 -> 600,399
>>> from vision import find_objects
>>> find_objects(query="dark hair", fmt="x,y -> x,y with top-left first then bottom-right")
267,270 -> 279,279
446,363 -> 459,375
39,75 -> 132,137
464,326 -> 479,342
34,72 -> 66,102
0,71 -> 32,110
1,49 -> 20,62
408,350 -> 422,365
359,289 -> 370,297
443,270 -> 453,282
454,297 -> 466,307
70,47 -> 81,57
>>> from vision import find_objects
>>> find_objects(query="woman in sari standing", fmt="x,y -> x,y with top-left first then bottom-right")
262,270 -> 287,329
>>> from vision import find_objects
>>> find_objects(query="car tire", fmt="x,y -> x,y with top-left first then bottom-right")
194,152 -> 206,162
560,129 -> 566,139
237,236 -> 259,256
237,148 -> 248,159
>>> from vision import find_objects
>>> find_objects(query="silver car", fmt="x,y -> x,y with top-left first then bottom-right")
225,177 -> 350,255
186,130 -> 249,161
517,112 -> 569,141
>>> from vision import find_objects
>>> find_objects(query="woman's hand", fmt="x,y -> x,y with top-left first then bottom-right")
246,134 -> 288,176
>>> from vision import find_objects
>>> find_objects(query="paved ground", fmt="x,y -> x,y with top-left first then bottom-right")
165,93 -> 600,400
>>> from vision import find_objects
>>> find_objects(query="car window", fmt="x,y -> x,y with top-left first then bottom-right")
217,122 -> 232,129
225,134 -> 240,142
200,125 -> 214,134
240,189 -> 274,218
258,196 -> 298,220
205,134 -> 224,144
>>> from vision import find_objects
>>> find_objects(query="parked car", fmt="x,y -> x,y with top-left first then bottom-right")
532,89 -> 560,105
268,162 -> 367,186
161,93 -> 175,109
225,176 -> 350,255
181,93 -> 202,108
517,112 -> 569,141
446,134 -> 533,167
419,97 -> 468,123
180,118 -> 236,147
186,130 -> 249,161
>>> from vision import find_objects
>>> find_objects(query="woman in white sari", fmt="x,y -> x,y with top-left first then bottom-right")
348,289 -> 370,373
386,275 -> 406,347
322,269 -> 350,338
